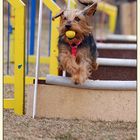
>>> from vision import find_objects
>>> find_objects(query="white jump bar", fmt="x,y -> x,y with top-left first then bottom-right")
97,43 -> 137,50
46,75 -> 136,90
97,58 -> 136,67
107,34 -> 136,41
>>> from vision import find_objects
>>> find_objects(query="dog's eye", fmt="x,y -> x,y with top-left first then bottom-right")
63,17 -> 67,20
74,17 -> 80,22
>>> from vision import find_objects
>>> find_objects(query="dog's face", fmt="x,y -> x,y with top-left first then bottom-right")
59,9 -> 92,41
53,3 -> 97,42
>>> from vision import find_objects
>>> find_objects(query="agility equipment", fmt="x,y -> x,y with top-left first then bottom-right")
27,79 -> 136,121
4,0 -> 136,122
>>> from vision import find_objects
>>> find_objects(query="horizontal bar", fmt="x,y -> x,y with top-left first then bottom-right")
4,75 -> 14,84
46,75 -> 136,90
25,77 -> 34,84
9,56 -> 50,64
4,99 -> 15,109
28,56 -> 50,64
107,34 -> 136,41
97,43 -> 137,50
97,58 -> 136,67
4,75 -> 46,85
27,57 -> 136,67
25,76 -> 46,85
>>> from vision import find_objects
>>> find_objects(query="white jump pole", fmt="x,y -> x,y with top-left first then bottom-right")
46,75 -> 136,90
107,34 -> 136,42
33,0 -> 43,118
62,0 -> 71,77
97,43 -> 137,50
67,0 -> 71,9
97,58 -> 136,67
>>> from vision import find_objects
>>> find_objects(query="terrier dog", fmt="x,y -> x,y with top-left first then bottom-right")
53,1 -> 98,84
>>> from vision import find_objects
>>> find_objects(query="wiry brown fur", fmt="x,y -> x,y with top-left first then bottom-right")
54,2 -> 98,84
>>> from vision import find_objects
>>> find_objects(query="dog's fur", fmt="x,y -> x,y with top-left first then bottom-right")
53,1 -> 98,84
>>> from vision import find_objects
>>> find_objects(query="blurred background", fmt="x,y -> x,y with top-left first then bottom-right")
3,0 -> 137,75
3,0 -> 136,35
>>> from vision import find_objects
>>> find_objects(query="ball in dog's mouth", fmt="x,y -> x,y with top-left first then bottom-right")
65,30 -> 76,39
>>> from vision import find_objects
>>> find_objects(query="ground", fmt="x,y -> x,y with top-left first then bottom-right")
3,7 -> 136,140
4,110 -> 136,140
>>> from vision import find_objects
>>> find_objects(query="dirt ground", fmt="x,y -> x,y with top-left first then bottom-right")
4,109 -> 136,140
3,5 -> 136,140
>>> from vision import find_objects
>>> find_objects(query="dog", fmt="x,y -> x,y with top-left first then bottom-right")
52,1 -> 98,84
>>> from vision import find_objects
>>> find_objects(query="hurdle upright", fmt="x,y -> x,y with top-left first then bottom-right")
4,0 -> 25,115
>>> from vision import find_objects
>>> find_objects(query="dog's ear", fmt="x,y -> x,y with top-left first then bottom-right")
82,2 -> 97,16
78,0 -> 94,6
52,10 -> 64,21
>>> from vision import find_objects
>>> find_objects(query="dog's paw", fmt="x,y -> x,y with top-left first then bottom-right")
71,74 -> 86,85
92,62 -> 98,71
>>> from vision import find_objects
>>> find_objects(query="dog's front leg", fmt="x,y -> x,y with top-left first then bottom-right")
58,51 -> 79,75
71,60 -> 91,84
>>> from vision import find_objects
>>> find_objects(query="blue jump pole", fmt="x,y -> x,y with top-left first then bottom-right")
48,0 -> 56,56
7,3 -> 11,74
29,0 -> 36,55
26,0 -> 31,74
48,10 -> 52,56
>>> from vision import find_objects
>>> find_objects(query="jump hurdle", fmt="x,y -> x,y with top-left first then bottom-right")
4,0 -> 25,115
3,0 -> 136,121
27,57 -> 136,121
45,75 -> 136,90
27,77 -> 136,122
3,0 -> 67,115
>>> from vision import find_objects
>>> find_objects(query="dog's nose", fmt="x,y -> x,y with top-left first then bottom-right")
65,24 -> 71,29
